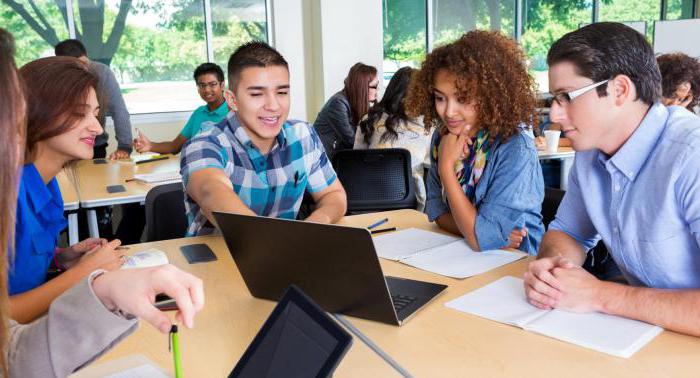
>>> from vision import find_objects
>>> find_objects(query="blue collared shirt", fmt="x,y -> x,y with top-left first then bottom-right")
180,113 -> 338,236
179,100 -> 230,140
551,104 -> 700,289
425,129 -> 545,254
9,164 -> 67,295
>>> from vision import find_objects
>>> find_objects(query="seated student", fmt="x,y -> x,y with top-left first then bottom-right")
657,52 -> 700,113
314,62 -> 379,156
523,23 -> 700,337
181,42 -> 347,236
354,66 -> 432,210
1,28 -> 204,377
134,63 -> 233,154
404,30 -> 545,254
9,56 -> 129,324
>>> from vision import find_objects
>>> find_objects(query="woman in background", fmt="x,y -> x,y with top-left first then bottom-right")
0,28 -> 204,377
314,62 -> 378,156
657,52 -> 700,113
355,66 -> 432,210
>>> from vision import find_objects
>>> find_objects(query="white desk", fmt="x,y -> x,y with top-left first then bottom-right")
538,147 -> 575,190
57,168 -> 80,245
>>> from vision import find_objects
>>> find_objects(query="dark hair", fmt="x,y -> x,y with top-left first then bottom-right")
19,56 -> 98,160
359,66 -> 414,145
194,62 -> 224,83
54,39 -> 88,58
405,30 -> 537,141
547,22 -> 661,105
227,41 -> 288,90
343,62 -> 378,125
657,53 -> 700,110
0,28 -> 24,377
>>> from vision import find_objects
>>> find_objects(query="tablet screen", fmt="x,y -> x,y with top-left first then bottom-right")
229,285 -> 352,378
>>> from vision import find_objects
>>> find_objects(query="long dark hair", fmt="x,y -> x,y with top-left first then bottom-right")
359,66 -> 414,145
0,28 -> 25,377
343,62 -> 377,125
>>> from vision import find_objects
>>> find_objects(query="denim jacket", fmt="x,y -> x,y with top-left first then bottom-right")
425,128 -> 544,254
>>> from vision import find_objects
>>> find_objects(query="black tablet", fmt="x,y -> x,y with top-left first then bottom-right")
229,285 -> 352,378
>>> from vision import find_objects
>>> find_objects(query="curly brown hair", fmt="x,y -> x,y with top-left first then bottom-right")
657,53 -> 700,110
405,30 -> 537,141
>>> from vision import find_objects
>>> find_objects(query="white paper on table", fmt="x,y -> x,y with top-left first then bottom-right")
445,276 -> 663,358
122,248 -> 169,269
133,171 -> 182,184
372,227 -> 461,261
402,243 -> 526,279
105,364 -> 170,378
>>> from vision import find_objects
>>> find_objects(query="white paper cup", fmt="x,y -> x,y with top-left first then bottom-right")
544,130 -> 561,153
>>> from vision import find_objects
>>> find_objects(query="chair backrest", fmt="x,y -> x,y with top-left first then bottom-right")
331,148 -> 416,213
144,182 -> 188,242
542,186 -> 565,229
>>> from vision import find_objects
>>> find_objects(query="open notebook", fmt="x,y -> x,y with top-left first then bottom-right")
132,171 -> 182,184
445,276 -> 663,358
372,228 -> 526,279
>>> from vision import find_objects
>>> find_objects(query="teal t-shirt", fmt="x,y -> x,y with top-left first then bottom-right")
180,100 -> 229,140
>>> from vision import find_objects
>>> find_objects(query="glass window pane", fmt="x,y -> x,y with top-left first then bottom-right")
211,0 -> 268,73
521,0 -> 593,92
599,0 -> 660,38
383,0 -> 427,81
74,0 -> 207,114
0,0 -> 70,67
432,0 -> 516,47
665,0 -> 696,20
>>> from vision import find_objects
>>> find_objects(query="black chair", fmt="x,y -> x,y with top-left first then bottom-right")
332,148 -> 416,213
144,182 -> 188,242
542,187 -> 565,230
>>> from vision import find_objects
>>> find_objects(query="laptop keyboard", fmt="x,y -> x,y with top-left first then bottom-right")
391,294 -> 418,313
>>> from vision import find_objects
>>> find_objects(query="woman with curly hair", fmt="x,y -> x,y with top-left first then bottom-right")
405,30 -> 544,254
657,53 -> 700,113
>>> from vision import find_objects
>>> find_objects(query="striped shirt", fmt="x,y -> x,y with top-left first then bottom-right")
180,112 -> 337,236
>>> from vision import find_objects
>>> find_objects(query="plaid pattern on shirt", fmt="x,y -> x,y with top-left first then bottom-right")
180,113 -> 337,236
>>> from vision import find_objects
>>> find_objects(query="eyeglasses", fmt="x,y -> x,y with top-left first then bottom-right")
196,81 -> 222,90
551,79 -> 609,106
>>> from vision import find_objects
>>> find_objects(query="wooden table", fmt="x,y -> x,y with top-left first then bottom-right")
538,147 -> 575,190
57,168 -> 80,245
72,155 -> 180,238
93,209 -> 700,377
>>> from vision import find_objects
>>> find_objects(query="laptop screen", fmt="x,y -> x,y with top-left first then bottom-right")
229,285 -> 352,378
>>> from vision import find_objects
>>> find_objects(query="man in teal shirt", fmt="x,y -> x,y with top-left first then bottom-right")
134,63 -> 232,154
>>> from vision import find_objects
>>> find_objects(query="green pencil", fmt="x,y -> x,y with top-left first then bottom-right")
170,325 -> 183,378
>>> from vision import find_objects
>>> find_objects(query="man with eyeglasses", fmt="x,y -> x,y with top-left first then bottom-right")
134,62 -> 233,154
524,22 -> 700,337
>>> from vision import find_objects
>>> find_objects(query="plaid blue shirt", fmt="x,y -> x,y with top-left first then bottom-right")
180,113 -> 337,236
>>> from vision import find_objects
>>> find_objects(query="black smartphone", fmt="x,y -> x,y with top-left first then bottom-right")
155,293 -> 178,311
106,184 -> 126,193
180,243 -> 217,264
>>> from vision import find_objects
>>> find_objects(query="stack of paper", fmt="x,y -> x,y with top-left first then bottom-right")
445,276 -> 663,358
132,171 -> 182,184
122,249 -> 169,270
372,228 -> 526,279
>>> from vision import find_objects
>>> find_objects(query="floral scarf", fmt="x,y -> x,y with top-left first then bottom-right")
433,129 -> 492,202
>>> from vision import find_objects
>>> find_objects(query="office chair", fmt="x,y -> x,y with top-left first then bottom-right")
331,148 -> 416,213
144,182 -> 188,242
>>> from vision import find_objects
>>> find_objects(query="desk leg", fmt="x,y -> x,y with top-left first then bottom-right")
67,212 -> 79,246
561,157 -> 574,191
87,209 -> 100,238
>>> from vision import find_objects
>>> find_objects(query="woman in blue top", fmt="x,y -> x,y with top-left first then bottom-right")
10,56 -> 126,323
405,30 -> 544,254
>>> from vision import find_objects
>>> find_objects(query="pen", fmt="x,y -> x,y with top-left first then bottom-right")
371,227 -> 396,234
170,325 -> 183,378
367,218 -> 389,230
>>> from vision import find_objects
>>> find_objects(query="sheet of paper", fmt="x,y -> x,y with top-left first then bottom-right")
70,355 -> 170,378
525,308 -> 663,358
445,276 -> 548,327
122,248 -> 169,269
402,243 -> 526,279
105,364 -> 170,378
133,171 -> 182,184
372,228 -> 461,261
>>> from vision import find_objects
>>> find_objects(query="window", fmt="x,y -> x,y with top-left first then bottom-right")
210,0 -> 268,73
0,0 -> 70,67
521,0 -> 594,92
4,0 -> 268,114
665,0 -> 696,20
599,0 -> 660,37
382,0 -> 427,81
432,0 -> 516,47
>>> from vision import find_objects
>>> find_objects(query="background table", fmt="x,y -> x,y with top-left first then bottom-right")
57,168 -> 80,245
72,156 -> 181,238
538,147 -> 575,190
89,209 -> 700,377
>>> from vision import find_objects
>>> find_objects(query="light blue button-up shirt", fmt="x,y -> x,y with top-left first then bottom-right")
551,103 -> 700,289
